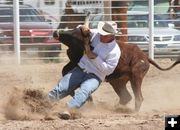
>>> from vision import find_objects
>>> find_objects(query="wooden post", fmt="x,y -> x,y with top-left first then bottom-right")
104,0 -> 111,21
111,1 -> 128,43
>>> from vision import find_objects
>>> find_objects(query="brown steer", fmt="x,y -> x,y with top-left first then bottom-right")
54,27 -> 180,111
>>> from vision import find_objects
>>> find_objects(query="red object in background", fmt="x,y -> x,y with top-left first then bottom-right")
0,4 -> 61,57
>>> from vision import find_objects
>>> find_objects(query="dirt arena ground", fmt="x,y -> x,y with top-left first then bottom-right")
0,58 -> 179,130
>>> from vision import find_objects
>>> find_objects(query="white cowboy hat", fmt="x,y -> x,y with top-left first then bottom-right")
97,21 -> 119,36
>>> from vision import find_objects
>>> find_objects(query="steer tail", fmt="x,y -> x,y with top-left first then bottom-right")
148,58 -> 180,71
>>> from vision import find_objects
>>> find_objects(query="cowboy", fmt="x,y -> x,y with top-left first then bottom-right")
48,21 -> 121,119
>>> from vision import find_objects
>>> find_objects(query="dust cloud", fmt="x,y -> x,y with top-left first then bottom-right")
4,88 -> 53,120
0,58 -> 179,130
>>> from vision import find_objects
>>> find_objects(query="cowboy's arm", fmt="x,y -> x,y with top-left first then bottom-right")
79,25 -> 97,59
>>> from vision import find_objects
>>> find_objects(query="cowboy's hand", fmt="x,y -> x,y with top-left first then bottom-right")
84,39 -> 96,59
80,25 -> 90,36
85,50 -> 97,59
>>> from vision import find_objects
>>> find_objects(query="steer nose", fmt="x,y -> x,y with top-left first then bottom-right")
53,30 -> 61,40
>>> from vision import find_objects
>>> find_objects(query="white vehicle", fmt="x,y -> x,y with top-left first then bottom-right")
127,11 -> 180,52
89,11 -> 180,54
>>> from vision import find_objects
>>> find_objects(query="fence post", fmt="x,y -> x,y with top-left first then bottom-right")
104,0 -> 111,21
149,0 -> 154,59
13,0 -> 21,64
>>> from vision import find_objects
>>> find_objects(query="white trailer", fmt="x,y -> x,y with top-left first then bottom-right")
13,0 -> 104,28
68,0 -> 104,13
22,0 -> 68,28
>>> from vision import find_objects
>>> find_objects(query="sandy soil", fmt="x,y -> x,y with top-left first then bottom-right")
0,58 -> 179,130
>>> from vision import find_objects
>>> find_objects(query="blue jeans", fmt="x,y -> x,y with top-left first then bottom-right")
48,66 -> 101,108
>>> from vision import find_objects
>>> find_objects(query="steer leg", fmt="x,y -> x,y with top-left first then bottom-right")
109,77 -> 132,105
130,60 -> 150,111
130,64 -> 148,111
130,76 -> 143,112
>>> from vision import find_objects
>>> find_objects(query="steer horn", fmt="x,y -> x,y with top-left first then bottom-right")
84,12 -> 91,27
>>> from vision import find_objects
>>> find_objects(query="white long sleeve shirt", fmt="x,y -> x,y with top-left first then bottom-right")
78,30 -> 121,81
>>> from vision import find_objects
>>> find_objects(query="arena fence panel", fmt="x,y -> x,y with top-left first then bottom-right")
0,0 -> 179,64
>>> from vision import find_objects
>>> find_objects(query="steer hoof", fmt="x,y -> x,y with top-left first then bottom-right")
114,104 -> 134,113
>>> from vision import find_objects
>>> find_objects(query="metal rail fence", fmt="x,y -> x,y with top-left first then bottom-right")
0,0 -> 179,64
